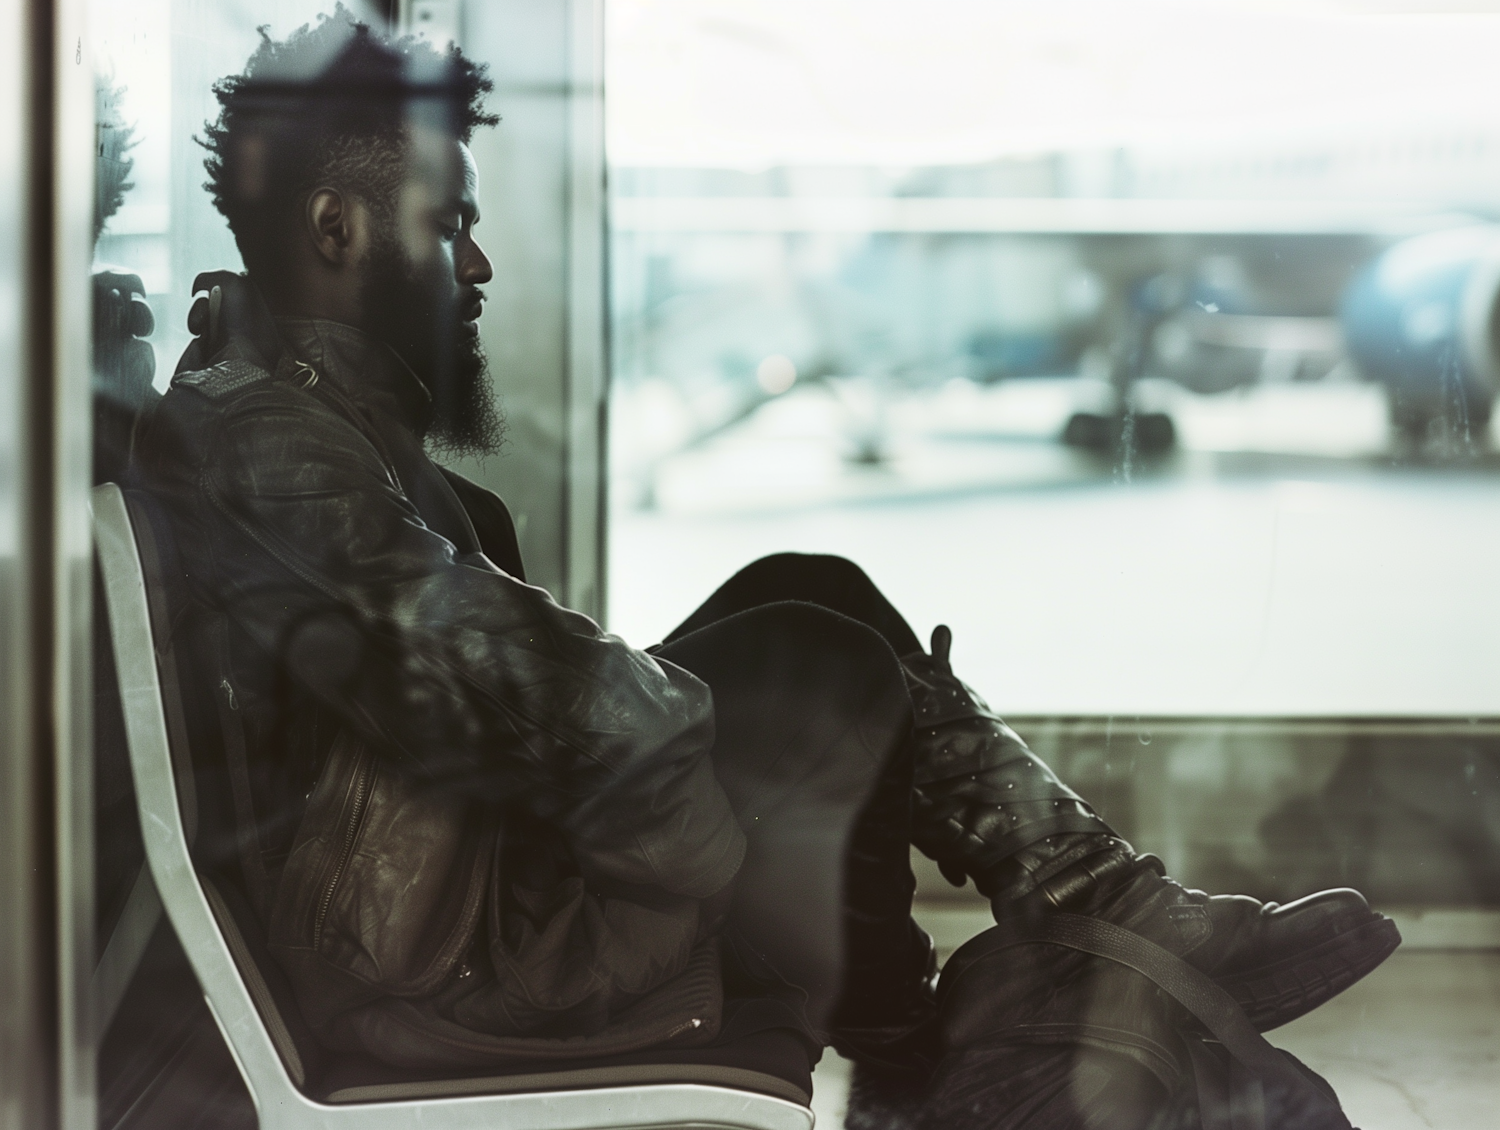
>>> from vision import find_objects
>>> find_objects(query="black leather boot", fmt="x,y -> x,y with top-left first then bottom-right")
901,624 -> 1117,893
903,626 -> 1401,1032
996,845 -> 1400,1033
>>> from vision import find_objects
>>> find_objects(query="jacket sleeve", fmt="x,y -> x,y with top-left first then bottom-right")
183,386 -> 744,900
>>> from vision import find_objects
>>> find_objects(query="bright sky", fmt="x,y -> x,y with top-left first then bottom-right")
607,0 -> 1500,168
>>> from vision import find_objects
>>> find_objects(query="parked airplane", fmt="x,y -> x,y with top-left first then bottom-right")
613,203 -> 1500,463
1342,225 -> 1500,443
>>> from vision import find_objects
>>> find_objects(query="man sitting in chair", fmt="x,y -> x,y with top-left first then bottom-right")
136,10 -> 1397,1126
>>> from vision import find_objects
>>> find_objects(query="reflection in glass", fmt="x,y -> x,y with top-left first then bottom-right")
93,74 -> 157,486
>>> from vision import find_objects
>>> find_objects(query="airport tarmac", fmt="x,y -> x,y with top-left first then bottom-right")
610,378 -> 1500,717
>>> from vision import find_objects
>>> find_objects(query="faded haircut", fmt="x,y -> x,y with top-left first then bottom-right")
201,3 -> 497,282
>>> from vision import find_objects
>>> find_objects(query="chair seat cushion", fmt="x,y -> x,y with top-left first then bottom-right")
206,870 -> 815,1107
317,1027 -> 814,1106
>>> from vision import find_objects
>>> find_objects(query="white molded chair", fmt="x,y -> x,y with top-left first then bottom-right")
92,482 -> 815,1130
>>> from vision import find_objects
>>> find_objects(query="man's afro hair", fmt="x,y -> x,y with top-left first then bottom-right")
201,4 -> 497,276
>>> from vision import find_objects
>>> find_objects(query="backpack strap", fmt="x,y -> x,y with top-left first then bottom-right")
1032,916 -> 1305,1090
204,613 -> 273,920
947,914 -> 1348,1130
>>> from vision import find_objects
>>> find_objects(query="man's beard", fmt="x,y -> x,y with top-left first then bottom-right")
425,330 -> 505,462
360,243 -> 505,461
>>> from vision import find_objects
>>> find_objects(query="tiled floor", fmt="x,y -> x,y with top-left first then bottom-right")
809,946 -> 1500,1129
1274,951 -> 1500,1130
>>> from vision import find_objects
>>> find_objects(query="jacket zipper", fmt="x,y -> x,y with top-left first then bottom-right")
314,752 -> 374,947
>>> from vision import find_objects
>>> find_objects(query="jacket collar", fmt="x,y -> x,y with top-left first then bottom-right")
274,317 -> 434,434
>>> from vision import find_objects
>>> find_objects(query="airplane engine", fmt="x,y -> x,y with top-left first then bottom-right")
1341,225 -> 1500,440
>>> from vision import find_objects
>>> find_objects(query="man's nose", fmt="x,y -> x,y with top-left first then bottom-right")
458,237 -> 493,286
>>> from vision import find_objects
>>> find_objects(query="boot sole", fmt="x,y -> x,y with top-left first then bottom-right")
1216,913 -> 1402,1032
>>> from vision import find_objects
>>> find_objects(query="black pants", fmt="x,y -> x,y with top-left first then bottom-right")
652,553 -> 931,1040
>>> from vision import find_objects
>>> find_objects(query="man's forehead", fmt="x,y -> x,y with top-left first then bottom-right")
458,142 -> 479,205
405,128 -> 478,204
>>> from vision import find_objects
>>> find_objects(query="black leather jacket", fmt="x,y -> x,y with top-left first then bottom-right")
138,309 -> 743,1067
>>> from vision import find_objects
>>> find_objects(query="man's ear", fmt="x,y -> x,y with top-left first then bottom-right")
306,187 -> 356,266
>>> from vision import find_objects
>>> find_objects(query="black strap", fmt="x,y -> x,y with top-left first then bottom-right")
1037,916 -> 1304,1089
206,615 -> 272,920
965,914 -> 1344,1130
